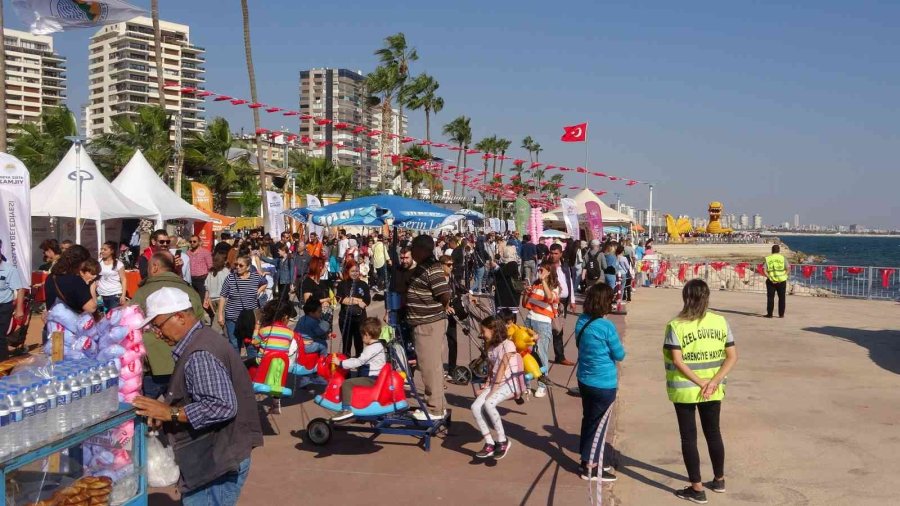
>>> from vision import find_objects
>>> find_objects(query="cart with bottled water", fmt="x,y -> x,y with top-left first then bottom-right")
0,359 -> 147,505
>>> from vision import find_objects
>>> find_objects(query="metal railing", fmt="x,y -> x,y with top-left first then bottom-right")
637,260 -> 900,300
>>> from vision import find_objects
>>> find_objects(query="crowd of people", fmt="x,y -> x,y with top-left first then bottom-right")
0,224 -> 744,505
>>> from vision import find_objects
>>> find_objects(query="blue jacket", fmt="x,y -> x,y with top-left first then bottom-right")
260,255 -> 295,285
575,315 -> 625,389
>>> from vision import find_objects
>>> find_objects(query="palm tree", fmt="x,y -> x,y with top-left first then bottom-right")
240,0 -> 269,226
401,73 -> 443,200
90,105 -> 173,177
442,115 -> 470,198
533,142 -> 543,163
521,136 -> 535,164
365,64 -> 401,192
293,155 -> 354,201
183,117 -> 255,212
494,137 -> 511,184
150,0 -> 166,110
395,145 -> 433,198
10,106 -> 77,184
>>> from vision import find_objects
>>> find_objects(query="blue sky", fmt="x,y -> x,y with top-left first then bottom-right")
5,0 -> 899,228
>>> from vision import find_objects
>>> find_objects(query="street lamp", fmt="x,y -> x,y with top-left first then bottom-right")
64,136 -> 87,244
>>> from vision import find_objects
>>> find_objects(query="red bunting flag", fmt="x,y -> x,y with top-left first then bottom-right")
315,118 -> 332,125
756,263 -> 766,276
626,180 -> 639,186
531,162 -> 543,169
801,265 -> 815,279
678,263 -> 687,282
352,126 -> 367,134
368,130 -> 382,137
847,267 -> 864,275
334,122 -> 349,130
180,87 -> 196,94
608,176 -> 620,181
823,266 -> 837,282
248,103 -> 264,109
230,99 -> 247,105
213,95 -> 233,101
545,165 -> 556,170
466,149 -> 480,154
283,111 -> 299,116
255,128 -> 268,135
197,91 -> 213,97
559,166 -> 571,171
576,167 -> 587,173
265,107 -> 282,113
561,122 -> 588,142
881,268 -> 895,289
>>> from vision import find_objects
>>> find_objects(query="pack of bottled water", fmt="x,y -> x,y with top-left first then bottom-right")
0,359 -> 119,458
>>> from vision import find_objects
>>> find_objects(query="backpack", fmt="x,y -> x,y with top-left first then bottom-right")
585,251 -> 603,280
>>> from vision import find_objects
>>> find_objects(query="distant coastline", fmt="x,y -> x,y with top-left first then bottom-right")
762,232 -> 900,238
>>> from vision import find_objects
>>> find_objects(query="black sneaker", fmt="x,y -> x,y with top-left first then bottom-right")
475,443 -> 495,459
600,470 -> 617,482
709,478 -> 725,493
579,464 -> 598,481
493,440 -> 511,459
675,487 -> 708,504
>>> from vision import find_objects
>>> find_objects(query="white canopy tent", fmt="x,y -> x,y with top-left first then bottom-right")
112,149 -> 210,228
543,188 -> 633,224
31,144 -> 155,254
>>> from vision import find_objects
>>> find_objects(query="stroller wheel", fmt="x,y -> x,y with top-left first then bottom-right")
449,366 -> 472,385
306,418 -> 332,446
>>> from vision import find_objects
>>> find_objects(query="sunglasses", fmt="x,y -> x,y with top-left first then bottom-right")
189,240 -> 199,244
157,240 -> 171,245
443,263 -> 453,267
235,263 -> 248,268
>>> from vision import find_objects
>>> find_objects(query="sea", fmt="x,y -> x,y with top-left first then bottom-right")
779,235 -> 900,267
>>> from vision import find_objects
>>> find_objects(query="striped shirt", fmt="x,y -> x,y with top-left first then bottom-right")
524,283 -> 560,322
251,323 -> 296,364
220,272 -> 262,321
172,323 -> 238,430
405,259 -> 451,327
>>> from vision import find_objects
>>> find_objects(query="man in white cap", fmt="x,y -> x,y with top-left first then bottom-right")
132,288 -> 262,506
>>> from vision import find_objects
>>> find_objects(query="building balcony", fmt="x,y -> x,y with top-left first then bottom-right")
42,81 -> 65,90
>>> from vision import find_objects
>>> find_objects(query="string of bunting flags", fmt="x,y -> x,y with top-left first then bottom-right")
167,83 -> 645,207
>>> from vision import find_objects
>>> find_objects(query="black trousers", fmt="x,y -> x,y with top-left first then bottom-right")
766,279 -> 786,317
446,315 -> 458,370
339,313 -> 364,357
674,401 -> 725,484
190,275 -> 207,302
551,299 -> 569,362
0,302 -> 13,361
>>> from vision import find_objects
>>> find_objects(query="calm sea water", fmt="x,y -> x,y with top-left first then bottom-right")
779,235 -> 900,267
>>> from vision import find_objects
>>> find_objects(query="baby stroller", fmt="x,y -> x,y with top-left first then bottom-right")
447,293 -> 495,386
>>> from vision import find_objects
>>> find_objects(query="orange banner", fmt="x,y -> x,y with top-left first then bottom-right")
194,221 -> 214,251
191,182 -> 214,212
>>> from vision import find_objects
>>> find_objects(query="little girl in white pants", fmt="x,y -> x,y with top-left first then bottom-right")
472,316 -> 526,460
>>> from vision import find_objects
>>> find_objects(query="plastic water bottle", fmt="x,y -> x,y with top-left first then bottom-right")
55,374 -> 72,435
89,366 -> 104,420
104,363 -> 120,413
7,387 -> 24,453
20,385 -> 37,449
41,380 -> 58,439
67,373 -> 84,428
0,395 -> 9,458
32,382 -> 50,444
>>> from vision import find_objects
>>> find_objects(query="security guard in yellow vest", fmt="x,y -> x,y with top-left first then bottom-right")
663,279 -> 738,503
764,244 -> 788,318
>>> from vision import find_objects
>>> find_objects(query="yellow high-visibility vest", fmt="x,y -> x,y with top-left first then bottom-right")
663,313 -> 729,403
765,254 -> 788,283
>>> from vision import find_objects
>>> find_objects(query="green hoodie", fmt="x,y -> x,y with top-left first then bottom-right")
131,272 -> 204,376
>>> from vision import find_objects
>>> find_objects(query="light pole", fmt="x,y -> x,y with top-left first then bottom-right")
647,183 -> 654,240
65,136 -> 87,244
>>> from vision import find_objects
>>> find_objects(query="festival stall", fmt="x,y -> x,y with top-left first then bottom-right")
288,194 -> 465,230
30,145 -> 155,263
542,189 -> 633,239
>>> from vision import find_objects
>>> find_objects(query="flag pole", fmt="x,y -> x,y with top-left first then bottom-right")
583,125 -> 589,187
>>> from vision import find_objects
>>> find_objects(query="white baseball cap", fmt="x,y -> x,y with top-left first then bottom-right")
141,287 -> 193,328
591,239 -> 600,246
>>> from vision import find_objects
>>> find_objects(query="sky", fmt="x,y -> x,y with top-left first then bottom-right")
5,0 -> 899,228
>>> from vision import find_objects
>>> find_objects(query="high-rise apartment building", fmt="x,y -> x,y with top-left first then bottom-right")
739,214 -> 749,230
793,214 -> 800,229
298,67 -> 407,190
753,214 -> 763,230
86,17 -> 205,138
2,29 -> 66,137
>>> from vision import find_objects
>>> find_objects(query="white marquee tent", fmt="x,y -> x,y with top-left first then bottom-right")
31,144 -> 155,254
112,149 -> 209,228
543,188 -> 633,224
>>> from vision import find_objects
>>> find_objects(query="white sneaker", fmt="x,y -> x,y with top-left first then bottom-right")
534,385 -> 547,398
411,409 -> 446,421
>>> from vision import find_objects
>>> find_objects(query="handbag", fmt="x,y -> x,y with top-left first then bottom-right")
343,279 -> 366,319
233,274 -> 257,342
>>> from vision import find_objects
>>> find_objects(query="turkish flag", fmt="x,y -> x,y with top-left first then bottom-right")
561,123 -> 587,142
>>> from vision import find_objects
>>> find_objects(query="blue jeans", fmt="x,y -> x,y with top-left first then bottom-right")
473,265 -> 485,293
304,340 -> 327,355
605,274 -> 616,288
102,295 -> 121,311
224,320 -> 240,352
578,383 -> 617,464
181,457 -> 251,506
525,317 -> 552,370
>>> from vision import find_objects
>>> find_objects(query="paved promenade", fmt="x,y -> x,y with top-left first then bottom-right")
120,287 -> 899,505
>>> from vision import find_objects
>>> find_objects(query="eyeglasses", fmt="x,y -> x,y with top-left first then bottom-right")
189,240 -> 199,244
443,263 -> 453,267
149,313 -> 177,334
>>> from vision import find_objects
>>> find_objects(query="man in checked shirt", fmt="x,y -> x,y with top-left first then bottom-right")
133,288 -> 262,506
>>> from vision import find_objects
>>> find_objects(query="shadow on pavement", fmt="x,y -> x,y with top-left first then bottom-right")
710,307 -> 766,318
616,453 -> 689,494
804,326 -> 900,374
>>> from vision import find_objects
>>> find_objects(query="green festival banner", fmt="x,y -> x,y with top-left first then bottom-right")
514,197 -> 530,236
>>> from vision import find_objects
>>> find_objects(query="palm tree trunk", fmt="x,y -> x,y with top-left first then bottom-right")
461,150 -> 468,200
151,0 -> 166,110
380,100 -> 391,193
240,0 -> 270,231
425,109 -> 433,202
0,1 -> 7,151
452,142 -> 462,198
